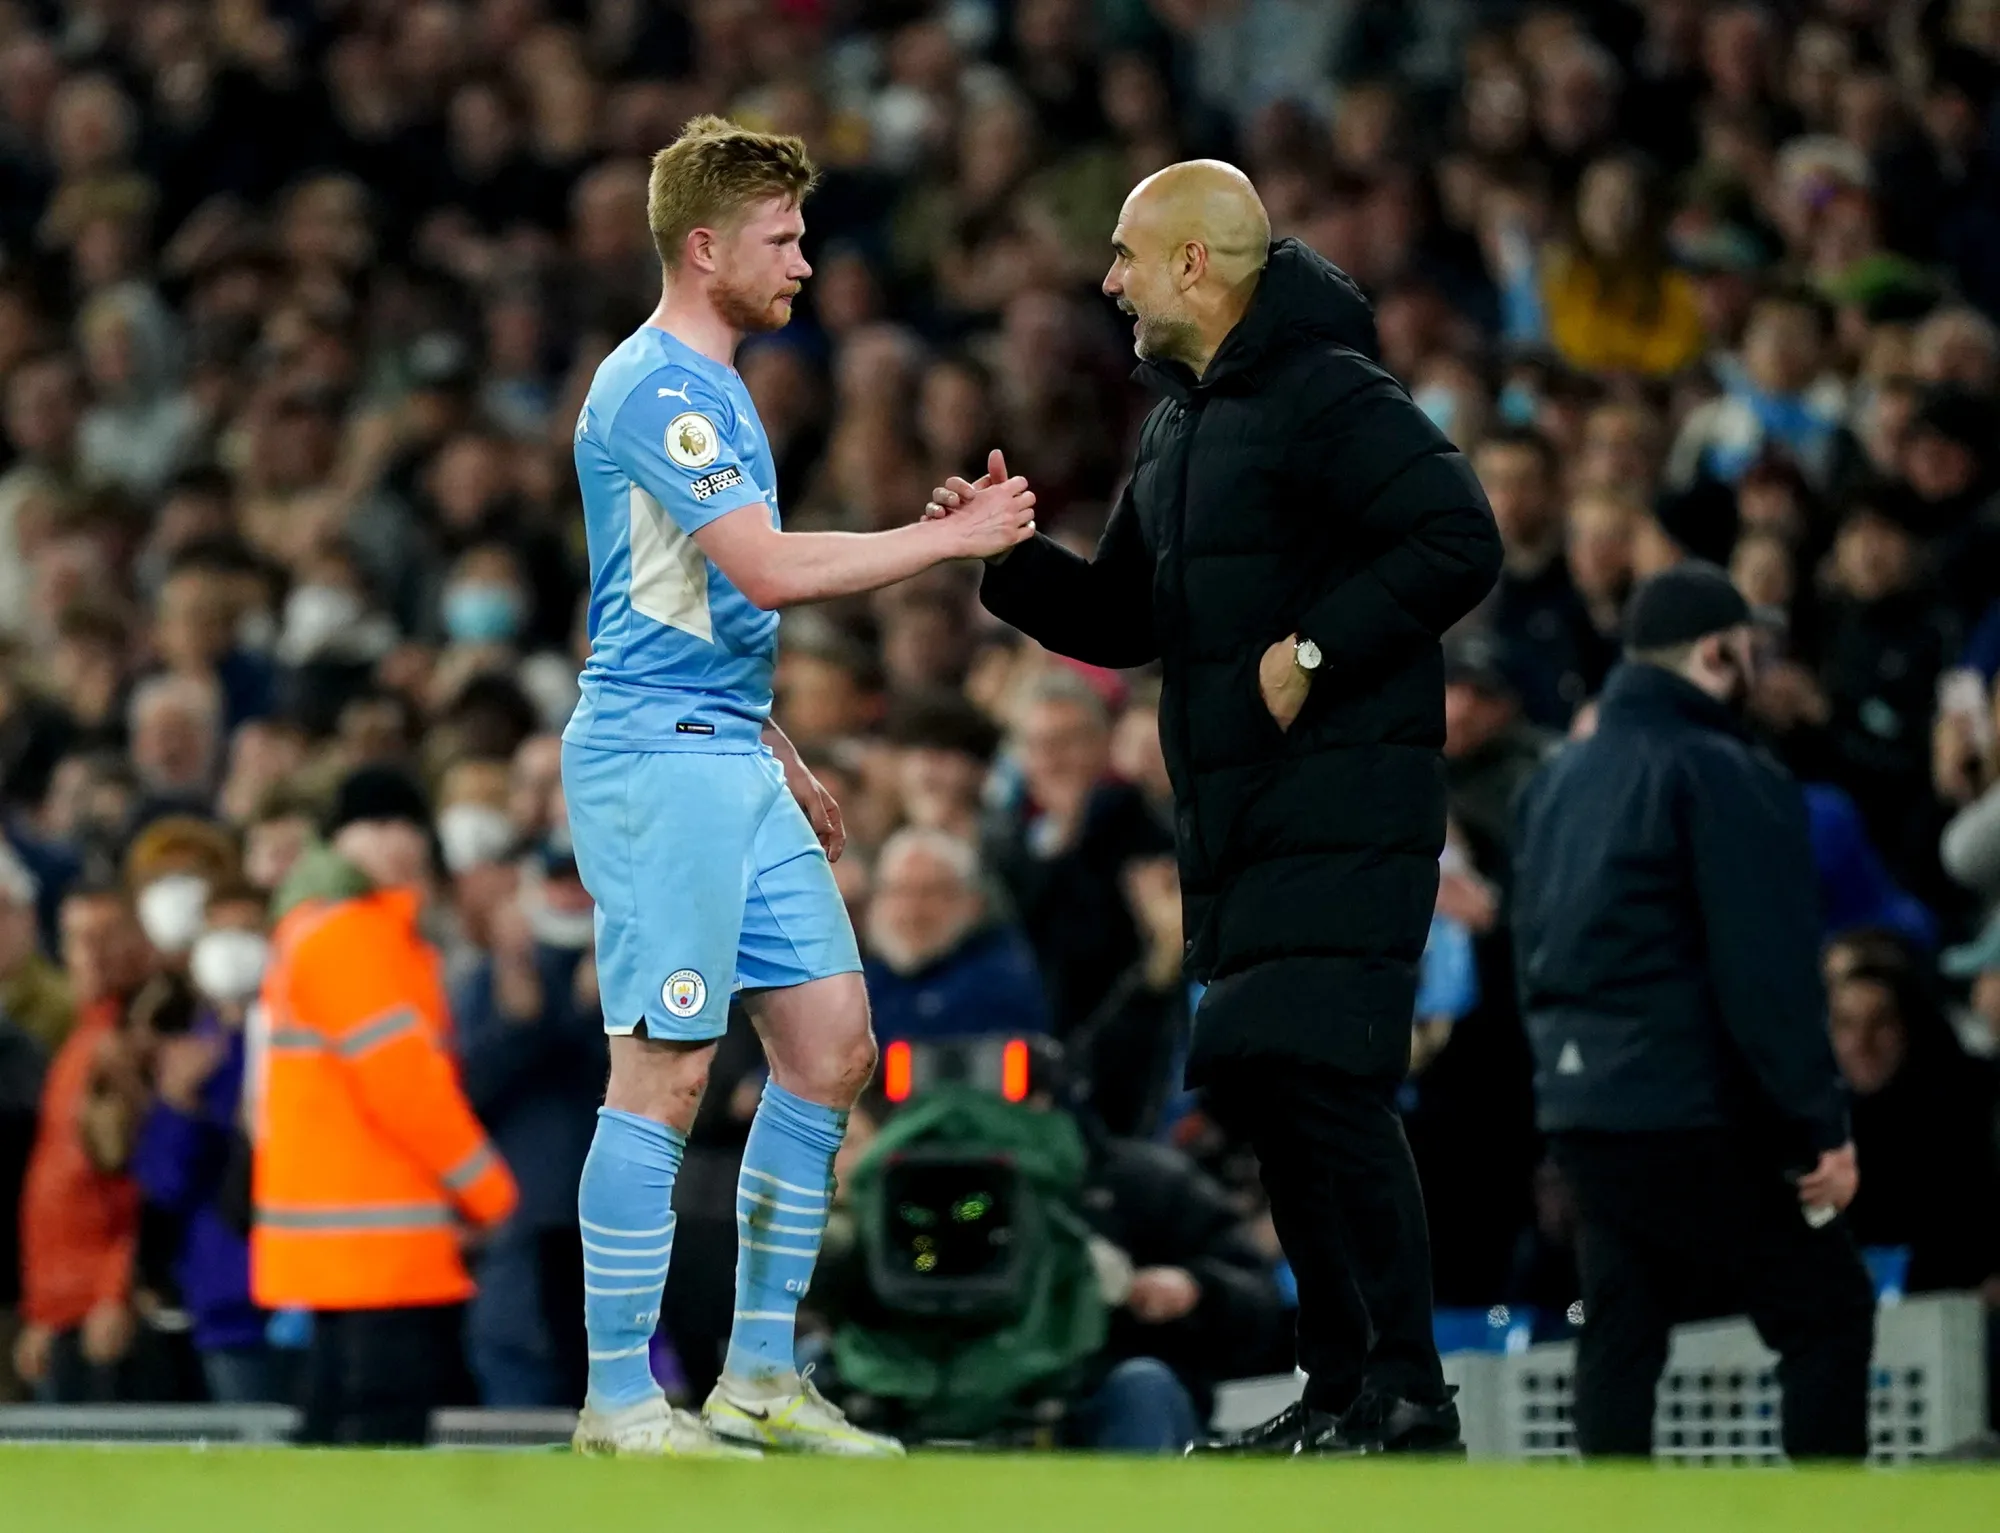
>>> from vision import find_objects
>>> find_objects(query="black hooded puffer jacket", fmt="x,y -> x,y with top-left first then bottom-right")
983,239 -> 1501,1080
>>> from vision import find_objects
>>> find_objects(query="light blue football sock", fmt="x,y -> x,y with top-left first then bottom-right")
723,1081 -> 844,1386
579,1107 -> 682,1410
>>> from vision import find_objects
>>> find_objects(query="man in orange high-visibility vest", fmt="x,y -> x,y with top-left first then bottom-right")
253,766 -> 517,1445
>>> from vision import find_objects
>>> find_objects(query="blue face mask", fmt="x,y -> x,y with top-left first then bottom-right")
1497,381 -> 1539,428
443,583 -> 525,644
1413,385 -> 1460,440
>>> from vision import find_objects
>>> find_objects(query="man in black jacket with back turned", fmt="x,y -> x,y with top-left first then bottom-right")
1512,563 -> 1877,1459
931,161 -> 1501,1453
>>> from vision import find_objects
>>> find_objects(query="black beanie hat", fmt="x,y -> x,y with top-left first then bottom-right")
324,765 -> 434,841
1623,560 -> 1751,651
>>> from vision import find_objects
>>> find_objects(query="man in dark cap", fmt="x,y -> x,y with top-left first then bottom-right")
1442,631 -> 1556,890
1510,561 -> 1876,1460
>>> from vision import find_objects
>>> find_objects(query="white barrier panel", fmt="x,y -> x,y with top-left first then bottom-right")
428,1408 -> 577,1450
0,1404 -> 300,1445
1212,1294 -> 1987,1462
1502,1292 -> 1988,1463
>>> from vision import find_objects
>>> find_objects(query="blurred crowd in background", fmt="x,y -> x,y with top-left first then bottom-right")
1,0 -> 1999,1432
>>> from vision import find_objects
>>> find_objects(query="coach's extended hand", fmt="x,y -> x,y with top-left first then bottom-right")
925,449 -> 1029,563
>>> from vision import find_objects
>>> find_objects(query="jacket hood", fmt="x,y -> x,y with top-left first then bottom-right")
270,843 -> 375,920
1138,238 -> 1378,399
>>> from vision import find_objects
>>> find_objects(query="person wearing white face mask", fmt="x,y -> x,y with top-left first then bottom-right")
135,872 -> 209,961
276,548 -> 401,670
129,882 -> 279,1404
435,781 -> 521,992
124,816 -> 244,969
453,832 -> 606,1409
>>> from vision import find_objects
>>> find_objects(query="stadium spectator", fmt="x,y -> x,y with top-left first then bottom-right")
252,766 -> 516,1444
13,882 -> 152,1402
0,843 -> 68,1055
883,689 -> 1001,843
1069,850 -> 1215,1156
863,826 -> 1048,1046
1824,931 -> 2000,1298
1944,911 -> 2000,1059
457,832 -> 606,1411
1441,631 -> 1556,889
985,671 -> 1168,1033
129,883 -> 272,1404
127,674 -> 223,821
1471,428 -> 1614,729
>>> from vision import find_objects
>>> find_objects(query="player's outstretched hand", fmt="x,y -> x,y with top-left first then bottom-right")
925,448 -> 1007,520
932,450 -> 1035,560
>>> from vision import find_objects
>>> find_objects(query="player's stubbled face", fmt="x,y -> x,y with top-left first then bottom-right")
714,195 -> 812,334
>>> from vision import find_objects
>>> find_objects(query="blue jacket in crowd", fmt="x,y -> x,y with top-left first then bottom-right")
456,941 -> 607,1408
129,1015 -> 262,1354
864,923 -> 1051,1044
457,943 -> 606,1230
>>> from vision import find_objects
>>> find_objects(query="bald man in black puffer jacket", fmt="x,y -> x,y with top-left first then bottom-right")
947,161 -> 1501,1454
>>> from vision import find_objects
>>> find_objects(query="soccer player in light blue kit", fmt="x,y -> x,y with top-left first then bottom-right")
564,117 -> 1036,1457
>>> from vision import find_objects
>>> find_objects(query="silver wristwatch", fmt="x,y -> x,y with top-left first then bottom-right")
1294,638 -> 1323,673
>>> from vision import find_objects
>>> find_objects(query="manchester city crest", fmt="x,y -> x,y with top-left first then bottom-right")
662,968 -> 707,1017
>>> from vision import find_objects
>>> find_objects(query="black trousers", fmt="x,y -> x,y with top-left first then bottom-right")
301,1304 -> 474,1446
534,1227 -> 589,1410
1551,1130 -> 1876,1460
1209,1061 -> 1446,1413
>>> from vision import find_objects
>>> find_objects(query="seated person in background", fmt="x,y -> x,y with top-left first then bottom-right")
884,689 -> 1000,844
983,671 -> 1171,1031
863,827 -> 1048,1044
1072,854 -> 1192,1143
1824,931 -> 2000,1300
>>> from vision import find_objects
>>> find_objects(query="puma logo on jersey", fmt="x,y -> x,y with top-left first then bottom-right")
658,381 -> 693,403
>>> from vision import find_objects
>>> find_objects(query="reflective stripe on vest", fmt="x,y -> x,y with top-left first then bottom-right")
335,1005 -> 421,1059
263,1006 -> 421,1060
256,1203 -> 455,1231
442,1143 -> 499,1194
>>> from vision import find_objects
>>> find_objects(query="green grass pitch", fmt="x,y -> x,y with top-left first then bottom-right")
5,1450 -> 1997,1533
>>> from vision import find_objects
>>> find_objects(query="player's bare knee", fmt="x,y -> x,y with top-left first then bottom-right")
768,1022 -> 875,1108
833,1030 -> 879,1103
604,1035 -> 714,1131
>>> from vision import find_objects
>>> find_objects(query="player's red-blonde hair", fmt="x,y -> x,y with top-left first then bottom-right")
647,115 -> 819,271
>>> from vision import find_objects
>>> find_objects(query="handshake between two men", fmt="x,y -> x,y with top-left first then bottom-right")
922,449 -> 1314,733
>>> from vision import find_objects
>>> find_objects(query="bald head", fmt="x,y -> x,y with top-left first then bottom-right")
1123,161 -> 1271,286
1105,160 -> 1271,372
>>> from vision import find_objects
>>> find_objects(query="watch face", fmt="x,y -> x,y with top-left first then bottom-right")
1296,639 -> 1323,670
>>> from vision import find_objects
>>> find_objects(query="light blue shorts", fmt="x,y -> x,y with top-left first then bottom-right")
561,742 -> 862,1040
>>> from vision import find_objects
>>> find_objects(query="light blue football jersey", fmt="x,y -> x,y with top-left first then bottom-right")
565,325 -> 780,753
